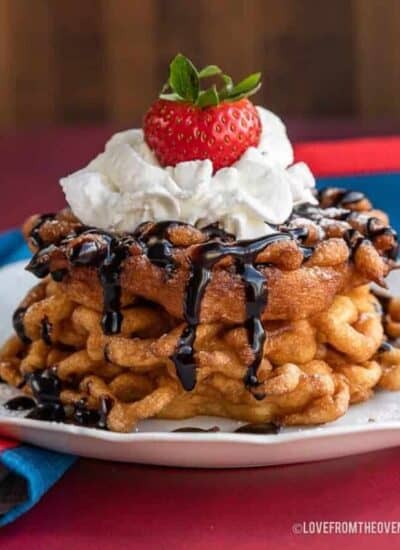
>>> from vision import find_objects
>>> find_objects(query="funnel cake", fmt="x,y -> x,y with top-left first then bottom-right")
1,55 -> 400,432
0,188 -> 398,432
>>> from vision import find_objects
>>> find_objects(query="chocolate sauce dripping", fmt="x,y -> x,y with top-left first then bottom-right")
171,327 -> 198,390
27,218 -> 133,335
202,223 -> 234,242
26,369 -> 65,422
12,307 -> 30,344
51,269 -> 68,282
73,399 -> 102,428
26,244 -> 57,279
293,203 -> 350,223
284,227 -> 309,241
378,341 -> 394,353
4,396 -> 35,411
69,239 -> 107,266
343,229 -> 365,259
29,214 -> 56,248
70,395 -> 112,430
97,396 -> 112,430
294,201 -> 398,260
98,237 -> 130,335
27,232 -> 130,336
237,260 -> 268,390
340,191 -> 365,206
40,316 -> 52,345
300,247 -> 314,260
28,369 -> 61,402
173,233 -> 292,391
281,227 -> 313,259
135,221 -> 179,273
68,231 -> 133,335
318,188 -> 365,208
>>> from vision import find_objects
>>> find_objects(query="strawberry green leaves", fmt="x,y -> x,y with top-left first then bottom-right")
167,54 -> 199,103
197,85 -> 219,108
159,54 -> 261,108
225,73 -> 262,101
198,65 -> 222,78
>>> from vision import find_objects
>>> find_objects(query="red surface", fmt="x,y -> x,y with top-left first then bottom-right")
3,449 -> 400,548
2,123 -> 400,547
295,137 -> 400,177
0,125 -> 116,231
0,438 -> 18,452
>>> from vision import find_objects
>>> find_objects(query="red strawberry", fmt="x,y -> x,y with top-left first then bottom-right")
143,54 -> 262,172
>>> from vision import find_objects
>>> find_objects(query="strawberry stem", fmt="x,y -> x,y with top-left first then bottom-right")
159,53 -> 262,108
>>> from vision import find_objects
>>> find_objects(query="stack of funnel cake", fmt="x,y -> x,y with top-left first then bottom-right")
1,188 -> 400,432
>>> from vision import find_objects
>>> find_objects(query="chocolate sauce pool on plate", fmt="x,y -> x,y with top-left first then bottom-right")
172,426 -> 220,433
234,422 -> 280,434
21,369 -> 65,422
171,424 -> 280,434
4,396 -> 35,411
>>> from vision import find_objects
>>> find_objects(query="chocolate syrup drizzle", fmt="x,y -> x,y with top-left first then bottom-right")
134,221 -> 180,273
26,369 -> 65,422
40,316 -> 52,345
12,307 -> 30,344
98,237 -> 131,335
3,369 -> 111,428
15,191 -> 399,427
29,214 -> 55,248
318,188 -> 366,208
171,233 -> 292,391
293,200 -> 399,261
26,220 -> 133,335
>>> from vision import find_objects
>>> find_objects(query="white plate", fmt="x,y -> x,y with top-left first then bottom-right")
0,260 -> 400,468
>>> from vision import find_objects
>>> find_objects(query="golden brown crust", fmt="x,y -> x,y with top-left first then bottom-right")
56,258 -> 353,323
0,276 -> 395,432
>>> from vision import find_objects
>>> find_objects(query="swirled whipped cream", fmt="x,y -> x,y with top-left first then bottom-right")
60,107 -> 316,239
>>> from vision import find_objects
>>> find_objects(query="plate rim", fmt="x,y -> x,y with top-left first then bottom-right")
1,414 -> 400,445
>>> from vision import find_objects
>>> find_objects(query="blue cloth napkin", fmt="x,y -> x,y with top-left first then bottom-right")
0,445 -> 75,527
0,229 -> 31,267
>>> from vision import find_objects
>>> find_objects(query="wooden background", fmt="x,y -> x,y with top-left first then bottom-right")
0,0 -> 399,130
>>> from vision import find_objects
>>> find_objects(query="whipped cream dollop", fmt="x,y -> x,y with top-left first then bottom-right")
61,107 -> 316,239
